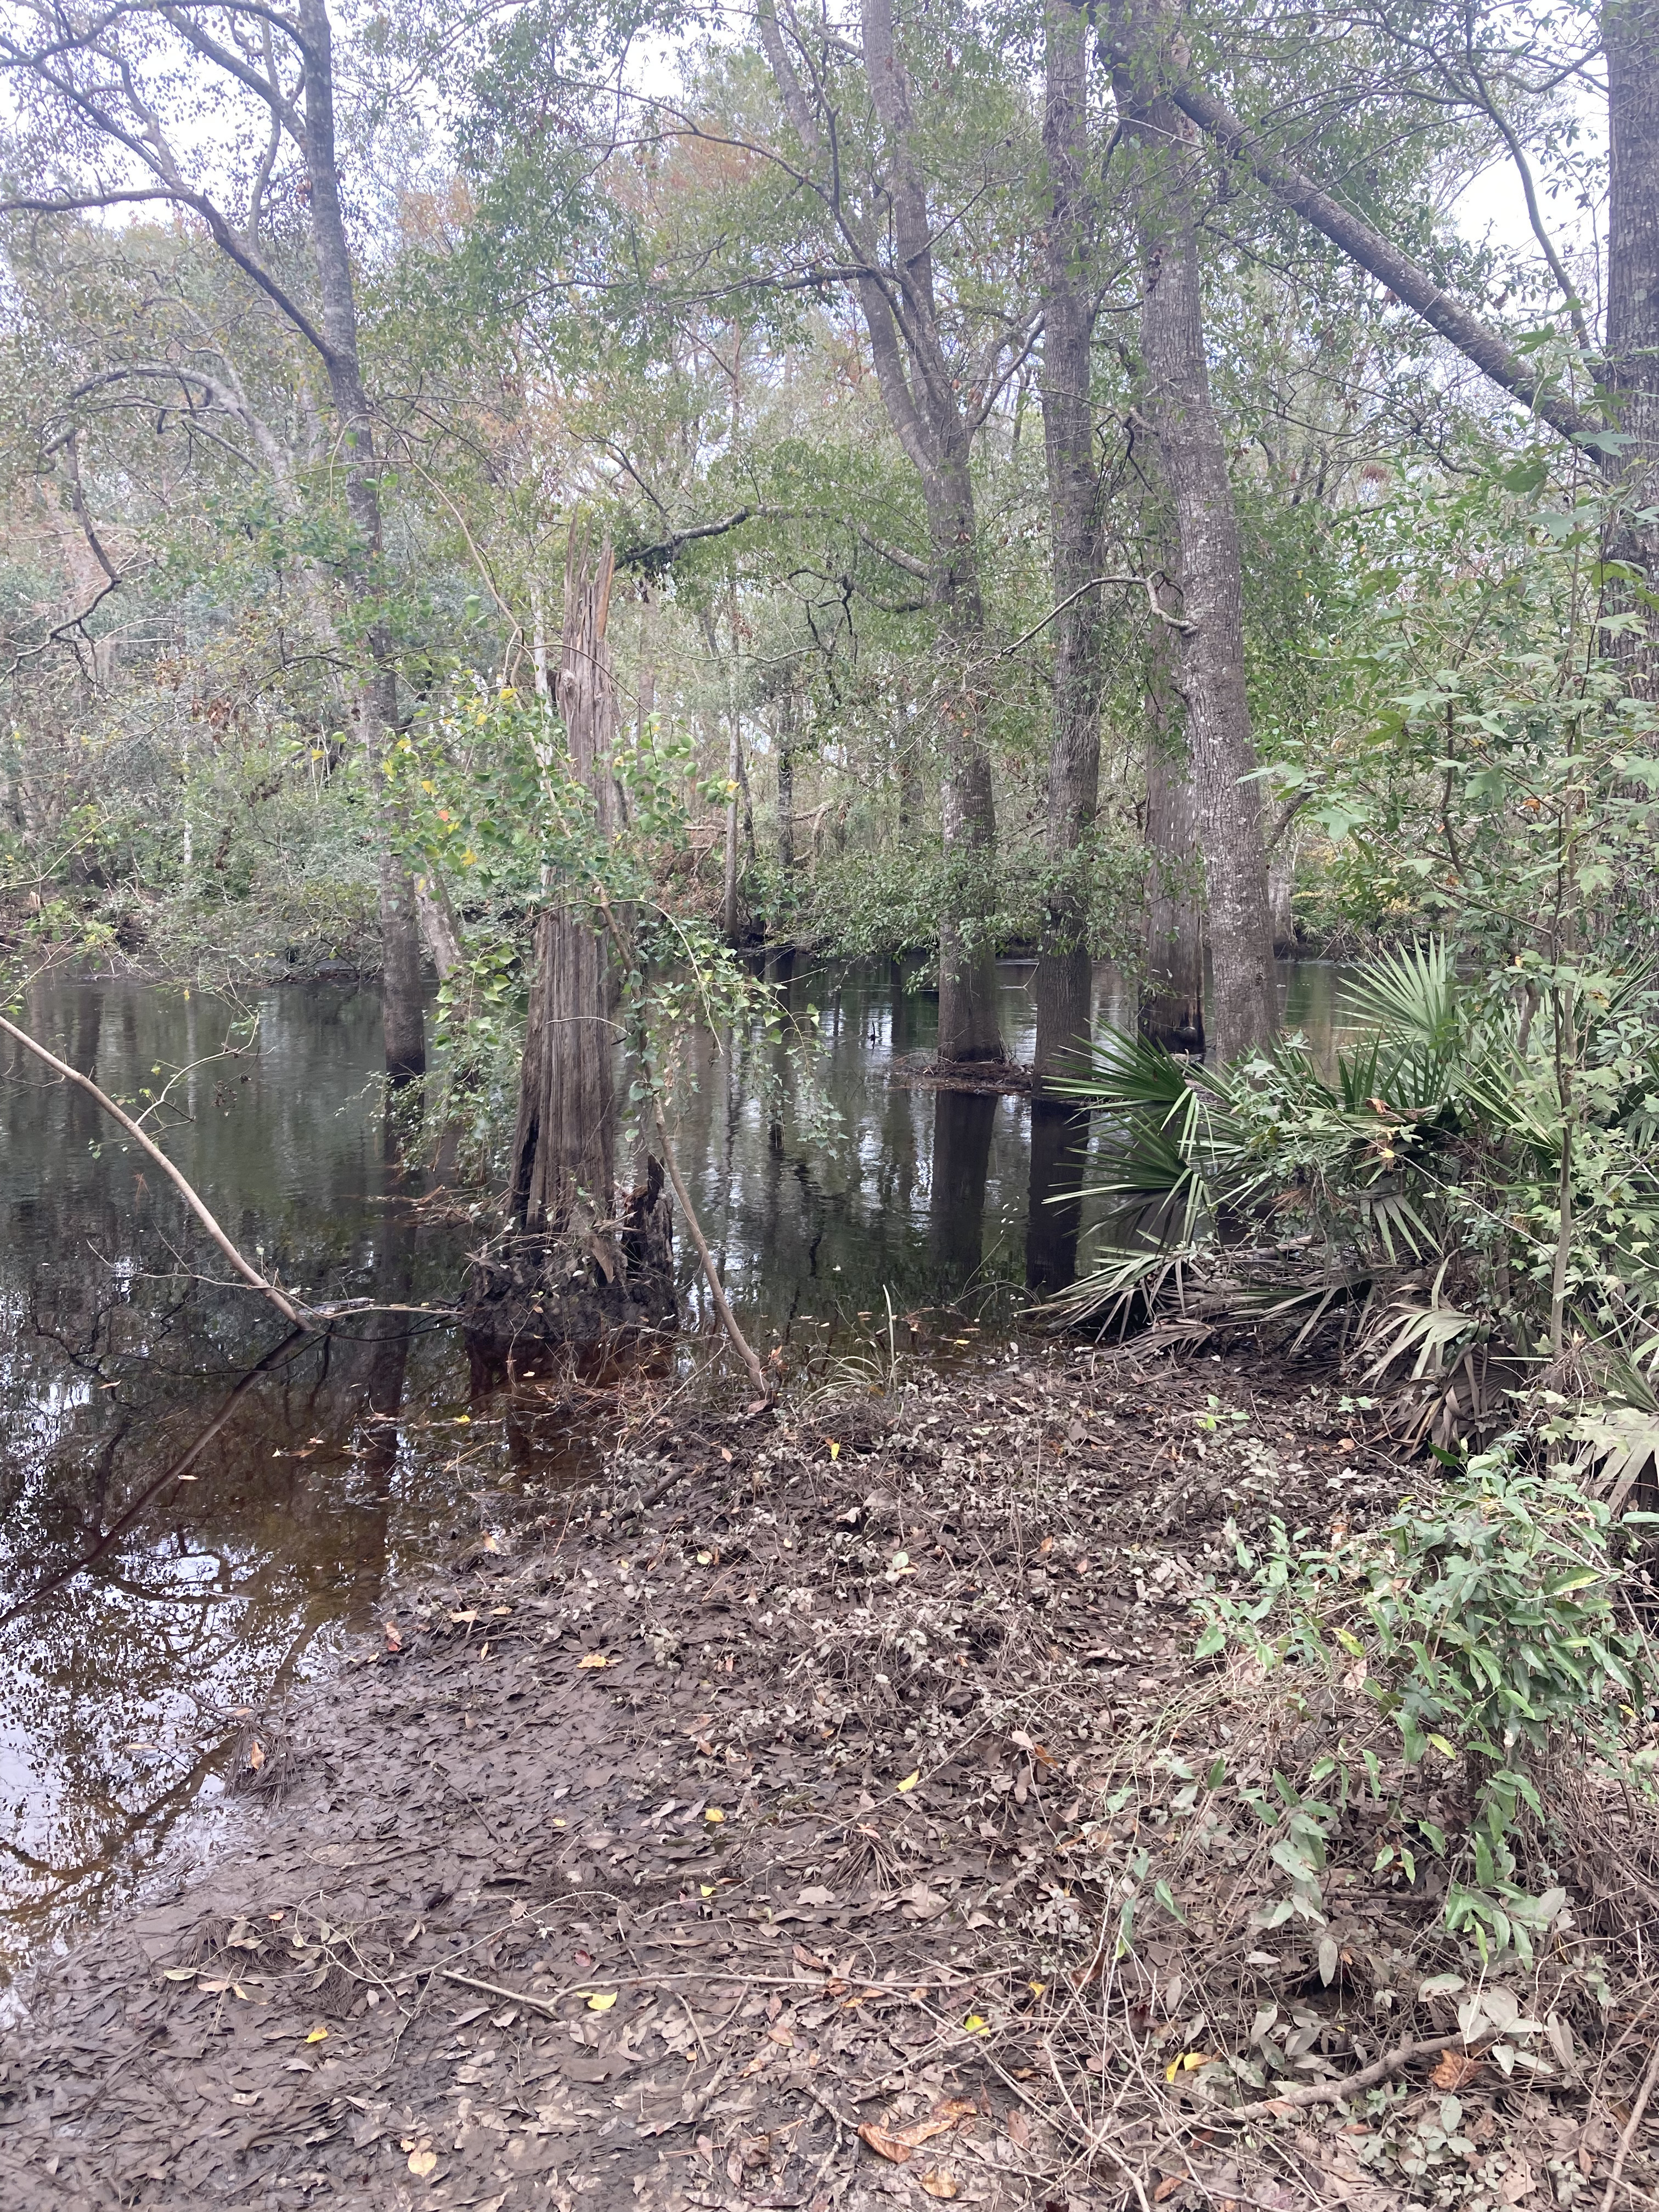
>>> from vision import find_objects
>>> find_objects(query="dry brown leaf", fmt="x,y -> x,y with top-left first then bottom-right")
407,2147 -> 437,2178
857,2098 -> 978,2164
1006,2107 -> 1031,2149
920,2174 -> 958,2200
1154,2177 -> 1184,2203
1431,2051 -> 1484,2091
1499,2165 -> 1537,2205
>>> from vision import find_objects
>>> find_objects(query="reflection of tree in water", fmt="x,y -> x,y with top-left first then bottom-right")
0,995 -> 473,1976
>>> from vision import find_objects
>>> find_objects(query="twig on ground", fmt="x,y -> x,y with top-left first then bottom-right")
1602,2038 -> 1659,2212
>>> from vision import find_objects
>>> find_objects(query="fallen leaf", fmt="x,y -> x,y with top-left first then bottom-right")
1431,2051 -> 1484,2091
1165,2050 -> 1216,2081
578,1653 -> 609,1669
797,1885 -> 836,1907
1154,2178 -> 1183,2204
828,1441 -> 840,1460
896,1769 -> 921,1793
583,1991 -> 618,2012
1007,2108 -> 1031,2149
305,2024 -> 329,2044
857,2099 -> 978,2164
963,2014 -> 989,2034
408,2148 -> 437,2178
383,1622 -> 403,1652
920,2175 -> 958,2200
247,1738 -> 265,1771
1499,2164 -> 1537,2205
705,1807 -> 725,1824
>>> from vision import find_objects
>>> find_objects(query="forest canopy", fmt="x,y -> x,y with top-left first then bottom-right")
0,0 -> 1650,1099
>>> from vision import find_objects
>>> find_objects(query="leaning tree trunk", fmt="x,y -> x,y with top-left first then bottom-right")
1116,52 -> 1274,1064
1034,0 -> 1109,1086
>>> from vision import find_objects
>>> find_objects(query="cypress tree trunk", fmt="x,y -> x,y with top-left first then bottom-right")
510,542 -> 618,1245
1034,0 -> 1108,1086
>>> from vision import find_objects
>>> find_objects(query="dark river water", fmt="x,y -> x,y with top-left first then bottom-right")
0,957 -> 1356,1976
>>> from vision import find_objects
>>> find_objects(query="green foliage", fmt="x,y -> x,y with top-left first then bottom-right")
1196,1446 -> 1656,1962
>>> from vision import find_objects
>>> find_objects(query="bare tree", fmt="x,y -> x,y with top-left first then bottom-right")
1114,5 -> 1276,1063
757,0 -> 1032,1062
0,0 -> 426,1078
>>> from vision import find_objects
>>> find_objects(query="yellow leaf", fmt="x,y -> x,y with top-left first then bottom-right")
306,2024 -> 329,2044
828,1440 -> 840,1460
963,2015 -> 988,2034
1028,1981 -> 1046,1996
897,1770 -> 921,1793
921,2175 -> 959,2201
408,2147 -> 437,2177
585,1991 -> 618,2012
1165,2050 -> 1216,2080
161,1967 -> 198,1982
578,1653 -> 609,1669
705,1807 -> 725,1823
700,1884 -> 716,1897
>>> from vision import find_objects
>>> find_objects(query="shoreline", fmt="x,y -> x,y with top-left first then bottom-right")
1,1347 -> 1644,2210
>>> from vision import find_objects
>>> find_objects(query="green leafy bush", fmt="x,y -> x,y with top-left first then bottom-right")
1197,1447 -> 1657,1961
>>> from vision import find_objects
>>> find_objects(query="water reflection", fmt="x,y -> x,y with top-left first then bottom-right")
0,957 -> 1361,1976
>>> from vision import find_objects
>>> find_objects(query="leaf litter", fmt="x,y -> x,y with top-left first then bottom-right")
0,1339 -> 1653,2208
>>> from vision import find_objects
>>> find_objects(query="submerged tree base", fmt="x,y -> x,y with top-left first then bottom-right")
461,1156 -> 678,1374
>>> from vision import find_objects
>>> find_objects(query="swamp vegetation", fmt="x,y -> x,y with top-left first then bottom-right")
9,0 -> 1659,2205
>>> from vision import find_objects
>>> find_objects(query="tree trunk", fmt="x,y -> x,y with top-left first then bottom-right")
1269,840 -> 1299,955
1116,43 -> 1274,1065
297,0 -> 424,1082
510,541 -> 618,1245
1605,1 -> 1659,653
723,714 -> 742,941
1034,0 -> 1108,1086
760,0 -> 1003,1063
776,690 -> 797,876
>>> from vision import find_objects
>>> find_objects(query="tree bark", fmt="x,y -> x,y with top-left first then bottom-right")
1604,2 -> 1659,647
775,689 -> 797,877
723,713 -> 742,941
293,0 -> 424,1080
1116,27 -> 1274,1065
1034,0 -> 1108,1086
510,541 -> 618,1246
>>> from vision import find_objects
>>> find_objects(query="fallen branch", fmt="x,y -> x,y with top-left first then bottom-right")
0,1007 -> 313,1330
1601,2036 -> 1659,2212
438,1968 -> 563,2017
1222,2031 -> 1469,2123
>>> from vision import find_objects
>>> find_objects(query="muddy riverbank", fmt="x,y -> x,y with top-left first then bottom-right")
5,1344 -> 1643,2212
